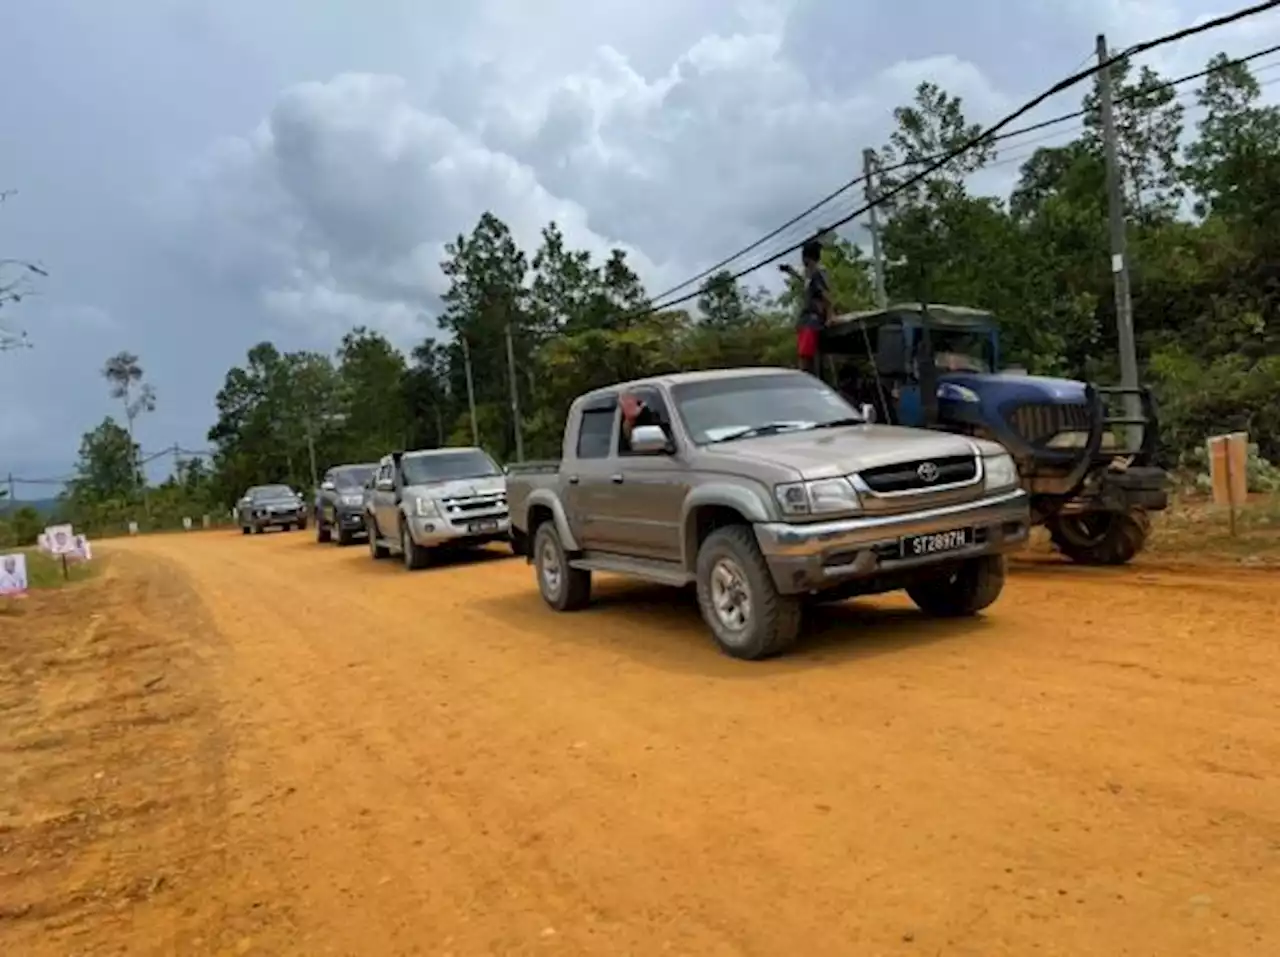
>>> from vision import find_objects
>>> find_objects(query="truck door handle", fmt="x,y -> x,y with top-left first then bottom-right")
567,475 -> 580,485
610,474 -> 624,484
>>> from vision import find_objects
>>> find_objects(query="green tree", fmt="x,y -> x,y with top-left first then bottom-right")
68,418 -> 141,506
439,212 -> 531,458
1082,56 -> 1185,219
102,351 -> 156,501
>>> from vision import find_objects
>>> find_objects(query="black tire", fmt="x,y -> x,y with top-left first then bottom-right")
401,518 -> 430,571
297,519 -> 308,531
241,526 -> 250,536
251,525 -> 262,535
316,521 -> 331,544
336,526 -> 355,547
533,523 -> 591,611
1047,508 -> 1150,566
367,515 -> 390,559
695,525 -> 802,660
906,555 -> 1006,617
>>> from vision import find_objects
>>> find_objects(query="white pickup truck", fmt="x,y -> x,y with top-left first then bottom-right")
364,447 -> 511,569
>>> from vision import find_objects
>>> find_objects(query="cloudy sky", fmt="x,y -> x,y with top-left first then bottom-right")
2,0 -> 1278,490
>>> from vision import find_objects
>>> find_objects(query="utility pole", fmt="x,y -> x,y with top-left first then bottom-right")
504,320 -> 524,462
5,472 -> 14,512
1096,33 -> 1143,447
302,418 -> 318,490
460,334 -> 480,447
863,148 -> 890,310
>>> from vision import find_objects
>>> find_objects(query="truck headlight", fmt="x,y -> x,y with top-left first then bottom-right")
774,478 -> 861,516
414,497 -> 439,517
984,453 -> 1018,490
937,383 -> 981,403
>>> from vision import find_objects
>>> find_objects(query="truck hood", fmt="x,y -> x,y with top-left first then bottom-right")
710,425 -> 978,481
405,476 -> 505,500
943,371 -> 1088,404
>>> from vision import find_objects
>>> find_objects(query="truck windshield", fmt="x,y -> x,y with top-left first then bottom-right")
334,466 -> 375,488
672,373 -> 863,444
250,485 -> 294,500
401,450 -> 501,484
929,328 -> 993,374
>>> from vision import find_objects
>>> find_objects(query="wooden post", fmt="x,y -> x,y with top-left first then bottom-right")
1208,432 -> 1249,537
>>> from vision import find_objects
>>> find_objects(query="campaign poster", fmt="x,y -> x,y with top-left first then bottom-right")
0,553 -> 28,597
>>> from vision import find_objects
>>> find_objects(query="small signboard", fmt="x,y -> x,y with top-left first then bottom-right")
202,514 -> 211,530
44,524 -> 77,556
1207,431 -> 1249,536
0,553 -> 28,597
128,520 -> 139,536
67,534 -> 93,563
182,516 -> 193,531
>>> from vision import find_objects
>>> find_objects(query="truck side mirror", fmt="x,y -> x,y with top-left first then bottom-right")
875,325 -> 908,377
630,424 -> 672,455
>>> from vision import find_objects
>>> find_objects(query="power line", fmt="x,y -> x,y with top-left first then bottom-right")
644,25 -> 1280,310
4,445 -> 215,489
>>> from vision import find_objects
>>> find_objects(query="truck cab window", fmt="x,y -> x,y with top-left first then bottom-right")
576,407 -> 616,459
617,390 -> 670,455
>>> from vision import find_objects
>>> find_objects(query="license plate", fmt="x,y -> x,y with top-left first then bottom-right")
901,527 -> 974,558
468,519 -> 499,533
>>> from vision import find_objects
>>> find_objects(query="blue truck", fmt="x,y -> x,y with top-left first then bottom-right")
819,303 -> 1169,565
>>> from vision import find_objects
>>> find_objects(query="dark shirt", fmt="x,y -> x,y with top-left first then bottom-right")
797,267 -> 831,331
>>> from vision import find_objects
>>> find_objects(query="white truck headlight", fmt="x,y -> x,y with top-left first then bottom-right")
984,453 -> 1018,490
414,497 -> 439,517
774,478 -> 861,516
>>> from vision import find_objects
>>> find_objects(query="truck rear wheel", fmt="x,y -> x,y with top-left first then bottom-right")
367,516 -> 390,559
695,525 -> 802,660
1047,508 -> 1150,566
534,523 -> 591,611
906,554 -> 1006,617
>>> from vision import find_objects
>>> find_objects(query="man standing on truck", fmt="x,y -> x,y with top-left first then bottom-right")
779,238 -> 833,376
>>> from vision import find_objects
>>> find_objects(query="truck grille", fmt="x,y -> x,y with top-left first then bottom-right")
858,455 -> 977,494
1006,402 -> 1091,445
439,491 -> 508,529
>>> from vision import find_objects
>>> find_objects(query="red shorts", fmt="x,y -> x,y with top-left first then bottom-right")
796,326 -> 819,359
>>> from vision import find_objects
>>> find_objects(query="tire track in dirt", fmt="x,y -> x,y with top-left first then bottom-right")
101,531 -> 1279,956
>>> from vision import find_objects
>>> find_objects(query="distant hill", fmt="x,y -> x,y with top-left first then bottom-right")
2,498 -> 60,517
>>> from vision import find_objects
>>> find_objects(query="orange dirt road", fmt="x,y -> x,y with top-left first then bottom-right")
3,531 -> 1279,956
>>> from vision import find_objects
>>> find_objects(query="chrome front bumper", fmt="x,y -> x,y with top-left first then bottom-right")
754,489 -> 1030,594
408,514 -> 510,547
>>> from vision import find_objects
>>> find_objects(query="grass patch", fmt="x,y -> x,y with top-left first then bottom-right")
13,548 -> 100,590
1148,493 -> 1280,563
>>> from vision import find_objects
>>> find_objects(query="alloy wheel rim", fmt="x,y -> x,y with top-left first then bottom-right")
709,557 -> 752,638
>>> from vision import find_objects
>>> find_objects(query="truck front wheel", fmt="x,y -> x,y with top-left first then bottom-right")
401,519 -> 431,570
1047,508 -> 1150,566
695,526 -> 802,660
534,523 -> 591,611
906,554 -> 1006,617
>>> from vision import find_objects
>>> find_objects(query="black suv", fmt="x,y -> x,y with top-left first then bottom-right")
314,463 -> 378,545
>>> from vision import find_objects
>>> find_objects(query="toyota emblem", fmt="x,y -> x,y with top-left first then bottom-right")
916,461 -> 940,483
